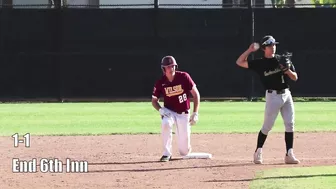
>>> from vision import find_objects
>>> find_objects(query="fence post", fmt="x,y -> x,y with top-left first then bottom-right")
154,0 -> 159,9
52,3 -> 63,102
248,0 -> 256,101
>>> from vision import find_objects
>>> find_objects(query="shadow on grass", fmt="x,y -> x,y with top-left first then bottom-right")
204,174 -> 336,183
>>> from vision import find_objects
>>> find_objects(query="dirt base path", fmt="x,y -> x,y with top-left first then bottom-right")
1,132 -> 335,189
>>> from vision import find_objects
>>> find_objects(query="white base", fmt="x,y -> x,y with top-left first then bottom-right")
182,152 -> 212,159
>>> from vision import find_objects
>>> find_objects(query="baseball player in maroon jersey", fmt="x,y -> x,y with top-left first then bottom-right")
152,55 -> 200,162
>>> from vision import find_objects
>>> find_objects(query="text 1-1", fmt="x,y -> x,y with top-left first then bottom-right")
12,133 -> 30,148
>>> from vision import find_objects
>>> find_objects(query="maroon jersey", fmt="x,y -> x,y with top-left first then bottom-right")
152,71 -> 195,113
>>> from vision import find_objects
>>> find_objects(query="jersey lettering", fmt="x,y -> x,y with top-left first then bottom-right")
264,68 -> 282,76
164,85 -> 184,97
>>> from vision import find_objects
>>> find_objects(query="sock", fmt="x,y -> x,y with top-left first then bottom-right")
256,130 -> 268,152
285,132 -> 294,154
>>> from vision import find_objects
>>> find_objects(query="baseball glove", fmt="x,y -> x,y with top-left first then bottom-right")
276,52 -> 292,72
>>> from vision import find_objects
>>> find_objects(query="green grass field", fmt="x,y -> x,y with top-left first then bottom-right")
250,166 -> 336,189
0,101 -> 335,136
1,101 -> 335,188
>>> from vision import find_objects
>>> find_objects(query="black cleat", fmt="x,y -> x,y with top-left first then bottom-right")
159,156 -> 171,162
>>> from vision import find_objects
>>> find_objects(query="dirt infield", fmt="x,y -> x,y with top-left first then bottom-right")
1,132 -> 336,189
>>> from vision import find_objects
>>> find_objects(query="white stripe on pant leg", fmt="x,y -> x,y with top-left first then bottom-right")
175,113 -> 192,156
161,116 -> 175,156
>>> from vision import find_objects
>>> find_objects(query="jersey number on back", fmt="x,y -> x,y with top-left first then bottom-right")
178,94 -> 187,103
281,75 -> 285,83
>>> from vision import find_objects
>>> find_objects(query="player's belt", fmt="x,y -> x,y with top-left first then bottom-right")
267,89 -> 286,94
176,110 -> 189,114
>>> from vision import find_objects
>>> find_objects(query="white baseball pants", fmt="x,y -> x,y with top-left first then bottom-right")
161,109 -> 191,157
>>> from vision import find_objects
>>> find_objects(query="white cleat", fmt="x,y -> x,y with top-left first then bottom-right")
285,149 -> 300,164
254,148 -> 263,164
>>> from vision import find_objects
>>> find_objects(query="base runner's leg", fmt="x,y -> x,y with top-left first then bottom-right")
161,116 -> 175,157
175,113 -> 191,156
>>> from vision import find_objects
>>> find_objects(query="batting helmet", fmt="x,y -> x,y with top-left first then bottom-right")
161,55 -> 178,72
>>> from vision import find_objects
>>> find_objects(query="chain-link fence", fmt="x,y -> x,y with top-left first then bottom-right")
0,0 -> 335,8
0,0 -> 244,9
255,0 -> 336,8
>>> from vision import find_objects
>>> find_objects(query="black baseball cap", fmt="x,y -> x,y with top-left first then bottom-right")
260,35 -> 279,46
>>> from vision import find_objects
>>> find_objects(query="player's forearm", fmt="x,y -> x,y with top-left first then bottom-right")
285,70 -> 298,81
192,92 -> 200,113
151,99 -> 162,111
